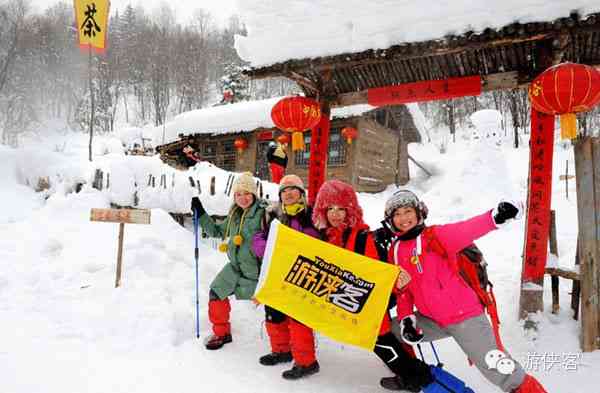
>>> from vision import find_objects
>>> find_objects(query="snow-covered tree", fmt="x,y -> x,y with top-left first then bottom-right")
217,62 -> 250,105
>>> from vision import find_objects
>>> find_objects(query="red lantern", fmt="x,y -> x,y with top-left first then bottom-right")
528,62 -> 600,139
271,96 -> 321,151
234,137 -> 248,153
341,126 -> 358,144
276,134 -> 290,145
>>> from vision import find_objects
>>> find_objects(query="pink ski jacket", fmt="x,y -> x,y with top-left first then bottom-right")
393,210 -> 498,327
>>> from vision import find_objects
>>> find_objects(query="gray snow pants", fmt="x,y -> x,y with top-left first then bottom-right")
392,313 -> 526,392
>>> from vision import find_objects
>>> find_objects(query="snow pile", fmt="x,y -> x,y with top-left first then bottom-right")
235,1 -> 600,67
470,109 -> 504,140
94,157 -> 279,214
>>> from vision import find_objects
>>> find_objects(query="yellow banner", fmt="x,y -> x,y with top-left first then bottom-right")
255,220 -> 400,350
74,0 -> 110,53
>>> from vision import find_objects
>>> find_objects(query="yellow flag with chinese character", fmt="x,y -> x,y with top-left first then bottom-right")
255,220 -> 400,350
74,0 -> 110,53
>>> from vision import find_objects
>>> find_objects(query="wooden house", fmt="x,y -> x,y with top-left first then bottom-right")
155,98 -> 420,192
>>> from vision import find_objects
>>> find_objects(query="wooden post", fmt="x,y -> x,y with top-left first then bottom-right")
115,222 -> 125,287
549,210 -> 559,314
518,39 -> 555,326
559,161 -> 575,200
93,169 -> 103,191
572,237 -> 581,320
88,46 -> 95,162
574,137 -> 600,351
90,208 -> 151,288
565,160 -> 569,200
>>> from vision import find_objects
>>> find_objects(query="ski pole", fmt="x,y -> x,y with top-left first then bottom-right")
193,209 -> 200,339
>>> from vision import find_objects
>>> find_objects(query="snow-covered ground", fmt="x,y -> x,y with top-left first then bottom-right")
0,127 -> 596,393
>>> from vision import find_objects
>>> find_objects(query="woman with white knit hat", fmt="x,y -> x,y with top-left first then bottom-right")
191,172 -> 268,350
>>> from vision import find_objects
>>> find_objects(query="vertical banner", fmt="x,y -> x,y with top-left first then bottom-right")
74,0 -> 110,54
307,103 -> 331,205
522,109 -> 555,281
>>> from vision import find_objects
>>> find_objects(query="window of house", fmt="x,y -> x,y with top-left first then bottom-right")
220,140 -> 236,171
294,128 -> 347,167
203,143 -> 217,159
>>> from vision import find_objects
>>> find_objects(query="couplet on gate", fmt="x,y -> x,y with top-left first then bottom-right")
90,208 -> 151,287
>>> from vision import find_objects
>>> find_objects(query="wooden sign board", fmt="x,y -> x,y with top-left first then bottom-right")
90,208 -> 151,288
90,208 -> 151,224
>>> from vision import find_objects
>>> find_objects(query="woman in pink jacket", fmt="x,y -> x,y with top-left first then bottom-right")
384,190 -> 547,393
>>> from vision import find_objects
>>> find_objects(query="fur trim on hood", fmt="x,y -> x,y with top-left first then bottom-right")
312,179 -> 365,229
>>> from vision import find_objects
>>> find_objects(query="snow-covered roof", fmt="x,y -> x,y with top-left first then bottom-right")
152,97 -> 375,145
234,1 -> 599,67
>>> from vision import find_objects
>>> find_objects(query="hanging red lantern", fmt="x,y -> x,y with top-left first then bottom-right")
271,96 -> 322,151
234,137 -> 248,153
276,133 -> 290,145
341,126 -> 358,144
528,62 -> 600,139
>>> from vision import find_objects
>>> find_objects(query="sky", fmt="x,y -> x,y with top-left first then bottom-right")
30,0 -> 240,26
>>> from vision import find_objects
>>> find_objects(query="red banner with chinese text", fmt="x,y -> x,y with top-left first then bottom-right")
307,108 -> 331,205
367,76 -> 482,106
257,131 -> 274,141
522,109 -> 554,281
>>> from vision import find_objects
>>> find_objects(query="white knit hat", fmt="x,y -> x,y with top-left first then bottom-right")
232,172 -> 258,196
384,190 -> 428,220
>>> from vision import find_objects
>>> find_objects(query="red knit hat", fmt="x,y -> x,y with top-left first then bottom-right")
312,179 -> 365,229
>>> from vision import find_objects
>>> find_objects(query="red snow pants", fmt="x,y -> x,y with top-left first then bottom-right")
266,318 -> 315,366
208,298 -> 231,337
269,163 -> 285,184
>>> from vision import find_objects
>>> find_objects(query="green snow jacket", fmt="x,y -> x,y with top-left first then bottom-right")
199,199 -> 267,300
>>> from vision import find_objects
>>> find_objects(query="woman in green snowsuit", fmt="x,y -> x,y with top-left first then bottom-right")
191,172 -> 267,350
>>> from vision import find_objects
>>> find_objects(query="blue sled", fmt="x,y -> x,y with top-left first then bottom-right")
422,366 -> 475,393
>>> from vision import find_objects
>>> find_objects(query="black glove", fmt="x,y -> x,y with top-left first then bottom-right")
400,315 -> 424,345
493,201 -> 520,225
191,197 -> 206,217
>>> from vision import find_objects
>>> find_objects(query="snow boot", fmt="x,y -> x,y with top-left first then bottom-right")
380,375 -> 423,392
512,374 -> 547,393
259,351 -> 293,366
204,333 -> 232,350
281,361 -> 320,380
